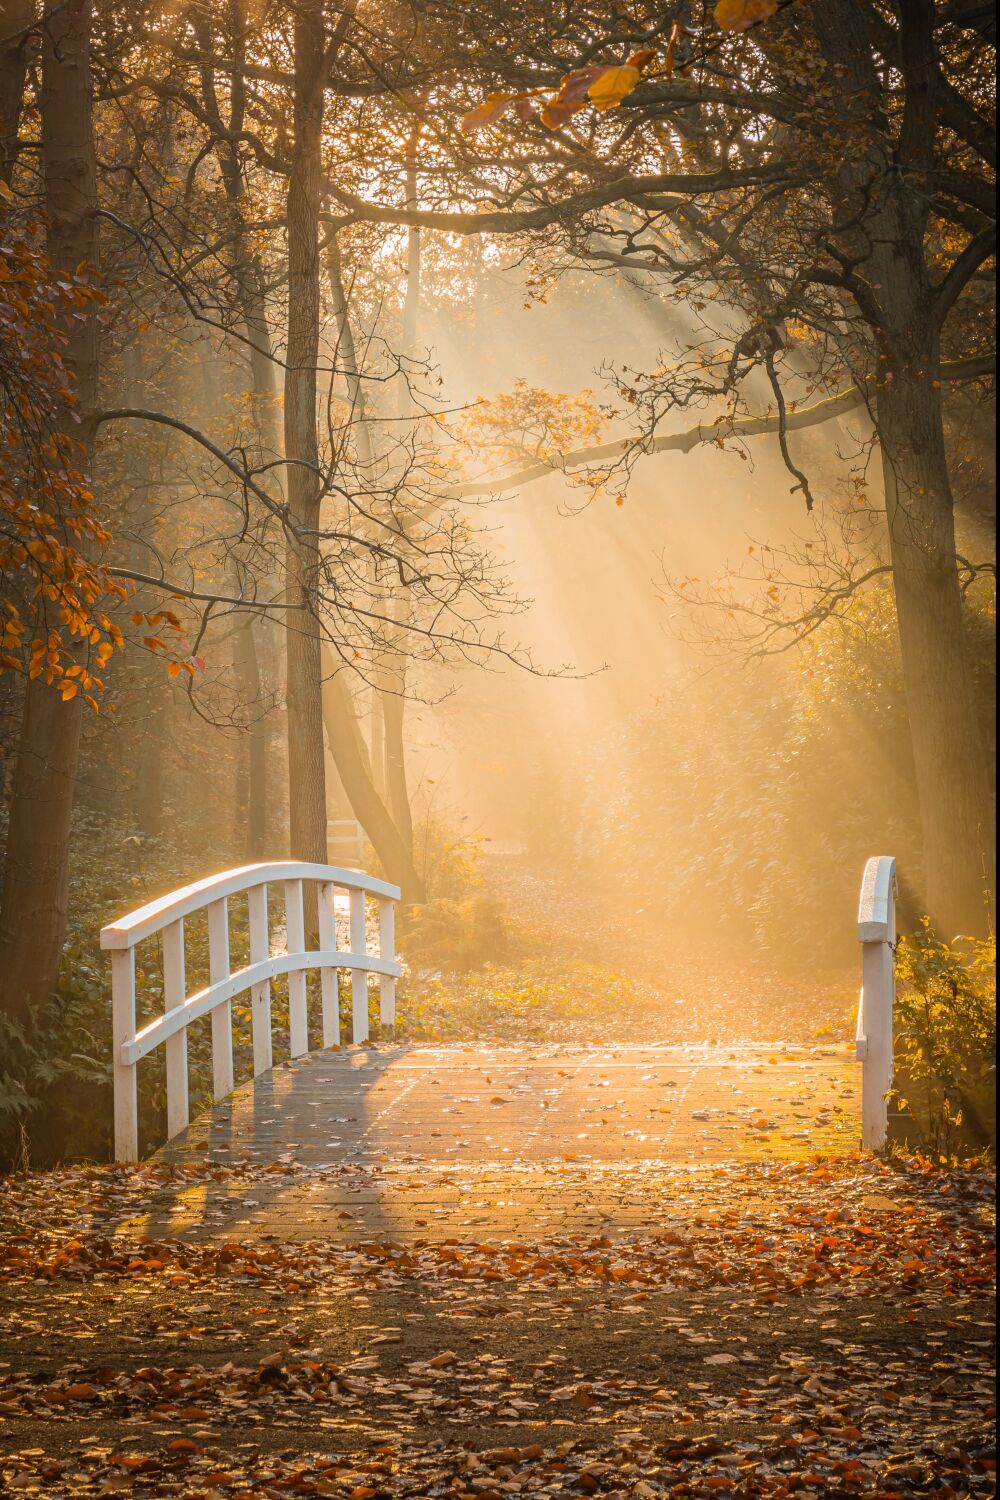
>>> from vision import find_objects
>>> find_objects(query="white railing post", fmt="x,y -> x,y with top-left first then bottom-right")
248,882 -> 273,1076
207,897 -> 234,1100
857,856 -> 897,1151
162,918 -> 189,1139
349,886 -> 369,1043
112,948 -> 138,1162
317,880 -> 340,1048
285,878 -> 308,1057
378,897 -> 396,1029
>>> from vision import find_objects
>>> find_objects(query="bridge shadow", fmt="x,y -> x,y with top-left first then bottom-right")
127,1044 -> 419,1243
116,1040 -> 861,1245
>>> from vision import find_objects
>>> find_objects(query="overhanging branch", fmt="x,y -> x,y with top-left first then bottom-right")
452,355 -> 995,499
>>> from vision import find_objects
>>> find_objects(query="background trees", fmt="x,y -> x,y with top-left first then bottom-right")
433,0 -> 996,935
0,0 -> 994,1164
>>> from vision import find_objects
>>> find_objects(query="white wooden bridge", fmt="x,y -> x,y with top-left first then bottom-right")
102,856 -> 898,1226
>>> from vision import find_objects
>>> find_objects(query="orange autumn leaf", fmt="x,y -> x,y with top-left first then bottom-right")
540,96 -> 588,130
714,0 -> 779,31
461,92 -> 518,132
1,228 -> 127,697
587,64 -> 642,111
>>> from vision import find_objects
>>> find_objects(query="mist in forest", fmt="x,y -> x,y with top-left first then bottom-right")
11,238 -> 982,1001
374,264 -> 932,967
38,249 -> 986,979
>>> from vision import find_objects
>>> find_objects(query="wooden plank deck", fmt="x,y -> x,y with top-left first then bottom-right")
131,1043 -> 860,1243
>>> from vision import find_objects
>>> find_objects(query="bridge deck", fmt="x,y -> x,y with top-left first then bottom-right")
134,1043 -> 860,1243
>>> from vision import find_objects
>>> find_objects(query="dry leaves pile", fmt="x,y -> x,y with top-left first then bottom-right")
0,1158 -> 993,1301
0,1155 -> 994,1496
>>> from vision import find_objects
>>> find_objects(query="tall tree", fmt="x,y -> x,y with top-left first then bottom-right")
282,0 -> 328,863
0,0 -> 34,187
0,0 -> 100,1020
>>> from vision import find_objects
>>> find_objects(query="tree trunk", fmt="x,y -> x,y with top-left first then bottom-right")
200,1 -> 283,856
132,671 -> 165,839
282,2 -> 326,863
322,657 -> 425,901
375,152 -> 422,854
326,236 -> 414,840
878,369 -> 995,936
0,0 -> 33,186
370,684 -> 386,795
381,656 -> 413,852
232,607 -> 268,858
118,343 -> 167,840
0,0 -> 98,1022
811,0 -> 995,937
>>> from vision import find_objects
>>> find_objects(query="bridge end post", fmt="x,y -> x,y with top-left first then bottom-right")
857,856 -> 896,1151
207,897 -> 234,1099
112,948 -> 138,1162
248,883 -> 273,1076
285,879 -> 308,1058
162,918 -> 190,1140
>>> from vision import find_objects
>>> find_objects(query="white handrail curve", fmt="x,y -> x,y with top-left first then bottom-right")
856,855 -> 896,1150
103,861 -> 401,1162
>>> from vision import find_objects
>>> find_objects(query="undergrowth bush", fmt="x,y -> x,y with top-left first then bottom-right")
573,583 -> 994,961
892,921 -> 996,1156
398,813 -> 508,976
396,956 -> 652,1042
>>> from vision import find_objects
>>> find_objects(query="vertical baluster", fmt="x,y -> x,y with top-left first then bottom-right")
207,897 -> 234,1099
285,878 -> 308,1057
112,947 -> 138,1161
318,880 -> 340,1048
349,886 -> 368,1043
248,883 -> 273,1075
378,898 -> 396,1029
162,918 -> 189,1139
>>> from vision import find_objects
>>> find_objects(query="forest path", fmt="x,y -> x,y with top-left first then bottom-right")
1,1142 -> 993,1494
6,869 -> 993,1495
129,1042 -> 858,1244
458,847 -> 858,1045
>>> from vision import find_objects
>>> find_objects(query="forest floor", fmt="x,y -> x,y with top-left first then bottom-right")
396,857 -> 856,1048
1,867 -> 995,1497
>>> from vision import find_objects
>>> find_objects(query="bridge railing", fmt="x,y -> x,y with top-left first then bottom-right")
101,861 -> 401,1162
856,855 -> 897,1150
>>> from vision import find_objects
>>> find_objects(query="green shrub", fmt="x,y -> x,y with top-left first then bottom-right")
892,921 -> 996,1156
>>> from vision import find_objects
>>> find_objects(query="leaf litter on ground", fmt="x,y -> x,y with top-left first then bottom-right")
0,1153 -> 994,1496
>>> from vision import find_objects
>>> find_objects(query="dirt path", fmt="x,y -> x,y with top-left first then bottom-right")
1,1131 -> 994,1494
404,855 -> 857,1048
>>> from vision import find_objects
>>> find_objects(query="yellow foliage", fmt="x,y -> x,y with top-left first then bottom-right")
714,0 -> 779,30
587,65 -> 641,112
447,379 -> 605,475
